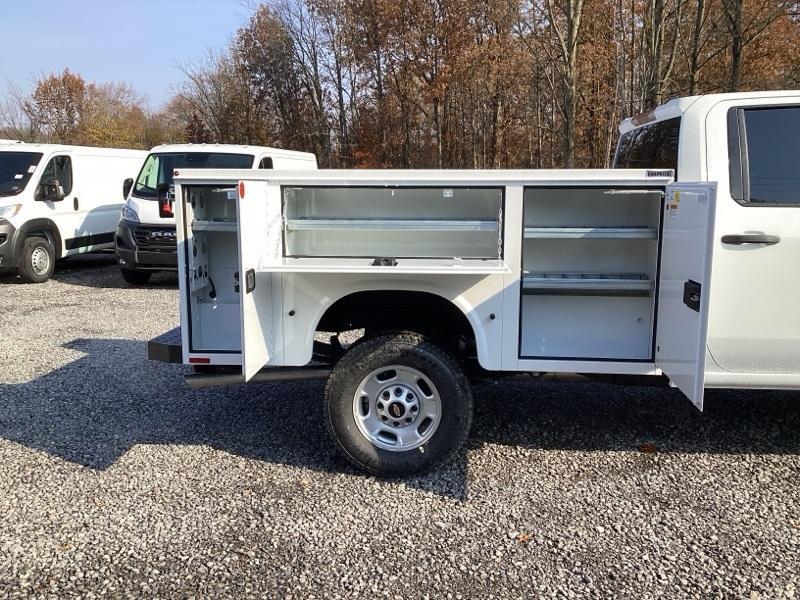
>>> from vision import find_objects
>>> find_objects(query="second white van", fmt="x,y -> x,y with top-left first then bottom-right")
115,144 -> 317,284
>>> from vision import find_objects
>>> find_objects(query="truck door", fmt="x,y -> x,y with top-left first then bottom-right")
236,180 -> 279,380
706,103 -> 800,375
655,183 -> 717,409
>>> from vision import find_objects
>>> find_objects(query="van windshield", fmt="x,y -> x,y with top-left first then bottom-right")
0,152 -> 44,197
613,116 -> 681,176
133,152 -> 254,199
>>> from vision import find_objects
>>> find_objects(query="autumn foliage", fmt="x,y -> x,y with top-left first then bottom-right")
3,0 -> 799,168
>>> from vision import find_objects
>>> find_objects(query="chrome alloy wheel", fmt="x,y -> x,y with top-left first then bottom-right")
30,246 -> 50,275
352,365 -> 442,451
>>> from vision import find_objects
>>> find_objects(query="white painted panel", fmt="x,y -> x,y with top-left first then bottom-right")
237,180 -> 274,381
520,295 -> 654,359
656,183 -> 716,409
194,303 -> 241,351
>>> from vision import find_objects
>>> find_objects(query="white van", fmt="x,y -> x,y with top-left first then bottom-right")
115,144 -> 317,284
0,143 -> 147,282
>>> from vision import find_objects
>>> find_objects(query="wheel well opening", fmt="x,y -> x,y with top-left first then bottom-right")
316,290 -> 477,355
22,225 -> 61,259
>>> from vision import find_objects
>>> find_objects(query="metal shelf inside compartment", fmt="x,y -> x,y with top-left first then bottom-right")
285,218 -> 498,232
192,220 -> 238,233
522,272 -> 653,293
263,257 -> 509,275
523,226 -> 657,239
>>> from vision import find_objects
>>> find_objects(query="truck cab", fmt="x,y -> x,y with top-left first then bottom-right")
614,91 -> 800,390
0,143 -> 146,282
115,144 -> 317,285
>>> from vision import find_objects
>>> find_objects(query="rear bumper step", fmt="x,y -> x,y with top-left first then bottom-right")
148,328 -> 182,363
185,366 -> 331,389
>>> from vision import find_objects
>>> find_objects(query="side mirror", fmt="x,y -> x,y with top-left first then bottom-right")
123,178 -> 134,200
157,182 -> 175,218
156,182 -> 171,200
38,180 -> 65,202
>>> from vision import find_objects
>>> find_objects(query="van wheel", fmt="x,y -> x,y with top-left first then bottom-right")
120,268 -> 152,285
19,236 -> 55,283
324,332 -> 472,477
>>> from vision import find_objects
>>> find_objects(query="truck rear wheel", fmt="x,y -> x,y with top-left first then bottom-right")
120,268 -> 152,285
18,236 -> 55,283
324,332 -> 472,477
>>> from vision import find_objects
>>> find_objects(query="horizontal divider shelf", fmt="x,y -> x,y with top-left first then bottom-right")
522,272 -> 653,293
523,226 -> 657,239
286,218 -> 498,232
262,257 -> 509,275
192,220 -> 238,233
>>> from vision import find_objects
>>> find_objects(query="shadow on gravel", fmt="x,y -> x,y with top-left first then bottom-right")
1,337 -> 798,500
0,254 -> 177,289
52,254 -> 178,289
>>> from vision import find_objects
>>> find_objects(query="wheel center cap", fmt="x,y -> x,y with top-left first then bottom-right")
388,401 -> 405,418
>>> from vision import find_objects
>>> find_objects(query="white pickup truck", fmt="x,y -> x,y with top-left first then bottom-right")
149,90 -> 800,476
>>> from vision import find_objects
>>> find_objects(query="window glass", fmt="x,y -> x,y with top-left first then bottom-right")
741,106 -> 800,204
258,157 -> 274,169
0,152 -> 43,197
133,152 -> 254,199
36,155 -> 73,200
613,116 -> 681,176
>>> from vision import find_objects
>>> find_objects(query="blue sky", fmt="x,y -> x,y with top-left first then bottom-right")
1,0 -> 251,109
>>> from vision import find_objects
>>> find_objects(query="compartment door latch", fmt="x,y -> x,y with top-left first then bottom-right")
245,269 -> 256,294
682,280 -> 701,312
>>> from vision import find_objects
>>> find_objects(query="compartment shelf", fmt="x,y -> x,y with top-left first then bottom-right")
263,257 -> 509,275
524,226 -> 657,239
522,272 -> 653,293
286,218 -> 498,232
192,220 -> 238,233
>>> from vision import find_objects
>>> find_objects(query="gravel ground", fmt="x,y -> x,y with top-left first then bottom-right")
1,254 -> 799,599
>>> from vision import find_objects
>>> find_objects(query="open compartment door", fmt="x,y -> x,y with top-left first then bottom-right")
656,183 -> 716,409
236,180 -> 274,381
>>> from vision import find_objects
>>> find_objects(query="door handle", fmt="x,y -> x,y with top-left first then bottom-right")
73,197 -> 79,211
720,233 -> 780,245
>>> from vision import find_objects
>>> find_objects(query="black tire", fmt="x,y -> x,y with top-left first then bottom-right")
18,236 -> 55,283
324,331 -> 472,477
120,268 -> 152,285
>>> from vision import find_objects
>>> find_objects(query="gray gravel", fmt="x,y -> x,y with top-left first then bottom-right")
1,253 -> 799,599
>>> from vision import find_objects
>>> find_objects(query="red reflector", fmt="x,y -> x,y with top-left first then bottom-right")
189,356 -> 211,364
238,181 -> 245,198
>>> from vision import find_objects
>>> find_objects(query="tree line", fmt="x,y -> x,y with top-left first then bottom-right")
2,0 -> 798,168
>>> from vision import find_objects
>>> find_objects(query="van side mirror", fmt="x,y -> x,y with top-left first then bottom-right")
38,180 -> 65,202
157,182 -> 175,218
156,182 -> 170,200
123,178 -> 134,199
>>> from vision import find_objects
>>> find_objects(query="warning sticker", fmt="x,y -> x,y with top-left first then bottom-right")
670,191 -> 681,210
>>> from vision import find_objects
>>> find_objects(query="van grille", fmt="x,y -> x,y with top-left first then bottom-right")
134,226 -> 177,251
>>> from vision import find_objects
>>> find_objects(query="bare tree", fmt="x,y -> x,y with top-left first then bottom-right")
544,0 -> 585,166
